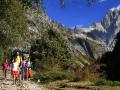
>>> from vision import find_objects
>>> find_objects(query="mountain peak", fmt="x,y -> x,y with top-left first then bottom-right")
110,4 -> 120,11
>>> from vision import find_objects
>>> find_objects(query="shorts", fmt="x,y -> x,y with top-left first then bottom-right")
12,70 -> 19,76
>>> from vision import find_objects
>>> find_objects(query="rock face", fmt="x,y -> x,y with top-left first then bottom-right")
23,9 -> 68,49
84,7 -> 120,50
69,28 -> 109,59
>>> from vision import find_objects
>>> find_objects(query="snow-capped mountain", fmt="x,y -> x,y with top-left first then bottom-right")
70,5 -> 120,59
110,4 -> 120,11
82,5 -> 120,50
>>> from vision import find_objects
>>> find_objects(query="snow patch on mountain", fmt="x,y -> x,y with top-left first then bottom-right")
110,4 -> 120,11
80,27 -> 94,33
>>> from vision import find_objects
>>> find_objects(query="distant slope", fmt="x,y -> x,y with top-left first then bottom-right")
82,7 -> 120,50
70,5 -> 120,59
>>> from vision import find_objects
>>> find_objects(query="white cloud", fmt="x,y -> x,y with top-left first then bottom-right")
110,4 -> 120,11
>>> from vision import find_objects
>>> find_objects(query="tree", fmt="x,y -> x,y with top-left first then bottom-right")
0,0 -> 42,47
0,0 -> 27,53
30,28 -> 73,70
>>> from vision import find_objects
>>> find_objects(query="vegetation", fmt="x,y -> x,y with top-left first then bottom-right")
30,27 -> 75,70
0,0 -> 40,56
33,71 -> 73,83
0,0 -> 28,60
95,79 -> 120,86
0,0 -> 26,49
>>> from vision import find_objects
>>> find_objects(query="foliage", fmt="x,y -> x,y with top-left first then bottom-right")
71,63 -> 102,82
0,53 -> 4,66
31,28 -> 73,70
20,0 -> 41,9
0,0 -> 27,52
33,71 -> 73,83
95,79 -> 120,86
0,0 -> 43,58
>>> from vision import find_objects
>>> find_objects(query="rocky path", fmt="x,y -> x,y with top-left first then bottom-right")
0,79 -> 47,90
0,70 -> 47,90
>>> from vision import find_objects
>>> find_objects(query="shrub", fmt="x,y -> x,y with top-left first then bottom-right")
71,64 -> 102,82
112,81 -> 120,86
33,71 -> 73,83
95,79 -> 112,86
94,79 -> 120,86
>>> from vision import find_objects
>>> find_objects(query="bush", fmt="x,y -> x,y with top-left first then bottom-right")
30,28 -> 74,70
33,71 -> 73,83
95,79 -> 111,86
112,81 -> 120,86
95,79 -> 120,86
71,64 -> 101,82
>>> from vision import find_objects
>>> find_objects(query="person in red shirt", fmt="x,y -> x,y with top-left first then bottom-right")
2,58 -> 9,79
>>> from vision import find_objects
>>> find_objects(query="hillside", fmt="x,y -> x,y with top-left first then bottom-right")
20,5 -> 120,69
23,9 -> 91,69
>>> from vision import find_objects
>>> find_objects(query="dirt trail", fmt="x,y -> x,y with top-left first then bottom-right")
0,70 -> 47,90
0,79 -> 47,90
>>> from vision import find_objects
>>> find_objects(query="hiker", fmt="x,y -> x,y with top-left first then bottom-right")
15,51 -> 22,80
2,58 -> 9,79
25,61 -> 29,80
25,58 -> 32,80
27,57 -> 32,80
11,57 -> 19,85
21,56 -> 27,80
16,51 -> 22,65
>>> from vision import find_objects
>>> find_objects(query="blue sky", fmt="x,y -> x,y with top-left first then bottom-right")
43,0 -> 120,28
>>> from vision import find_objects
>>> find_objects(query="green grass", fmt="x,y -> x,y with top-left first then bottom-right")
94,79 -> 120,86
41,78 -> 120,90
33,71 -> 74,83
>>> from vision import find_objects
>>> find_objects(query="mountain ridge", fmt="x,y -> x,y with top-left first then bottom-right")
72,6 -> 120,51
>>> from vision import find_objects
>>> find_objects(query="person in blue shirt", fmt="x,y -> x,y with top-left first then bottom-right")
21,56 -> 27,80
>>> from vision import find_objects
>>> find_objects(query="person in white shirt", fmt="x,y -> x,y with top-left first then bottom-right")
11,57 -> 19,85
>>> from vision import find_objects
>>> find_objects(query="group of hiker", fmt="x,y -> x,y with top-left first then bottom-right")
2,51 -> 32,85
